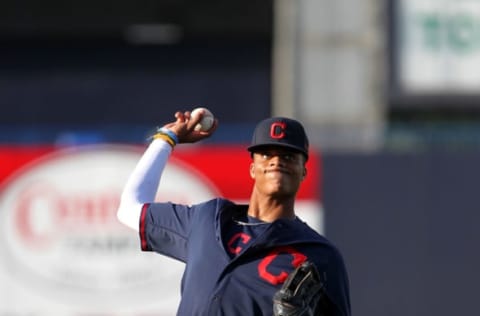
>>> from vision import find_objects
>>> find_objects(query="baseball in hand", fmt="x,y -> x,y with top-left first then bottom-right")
191,107 -> 215,132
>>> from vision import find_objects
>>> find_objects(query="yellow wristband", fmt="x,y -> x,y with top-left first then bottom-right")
153,133 -> 175,148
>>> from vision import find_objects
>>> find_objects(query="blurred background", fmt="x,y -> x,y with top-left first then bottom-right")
1,0 -> 480,315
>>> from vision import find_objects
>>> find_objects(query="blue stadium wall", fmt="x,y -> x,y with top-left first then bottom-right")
322,151 -> 480,316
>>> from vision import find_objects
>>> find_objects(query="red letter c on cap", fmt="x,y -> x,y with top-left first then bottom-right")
270,122 -> 286,139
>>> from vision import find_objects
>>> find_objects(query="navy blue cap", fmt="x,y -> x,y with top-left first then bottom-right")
247,117 -> 309,159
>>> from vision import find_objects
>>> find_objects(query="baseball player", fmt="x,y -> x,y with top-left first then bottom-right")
117,110 -> 351,316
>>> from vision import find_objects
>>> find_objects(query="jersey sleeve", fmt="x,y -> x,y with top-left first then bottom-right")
139,201 -> 196,262
295,220 -> 351,316
139,198 -> 223,263
321,246 -> 351,316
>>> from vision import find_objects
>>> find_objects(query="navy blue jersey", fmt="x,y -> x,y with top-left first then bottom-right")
140,198 -> 350,316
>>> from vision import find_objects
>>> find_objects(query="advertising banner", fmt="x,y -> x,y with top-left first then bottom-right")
397,0 -> 480,92
0,144 -> 322,315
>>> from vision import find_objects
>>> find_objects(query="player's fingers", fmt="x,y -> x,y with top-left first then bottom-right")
164,110 -> 217,143
174,111 -> 186,122
185,111 -> 203,131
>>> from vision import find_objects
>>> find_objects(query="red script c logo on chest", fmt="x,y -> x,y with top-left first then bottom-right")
227,232 -> 251,255
258,246 -> 307,285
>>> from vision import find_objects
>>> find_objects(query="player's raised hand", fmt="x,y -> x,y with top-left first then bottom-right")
163,109 -> 218,144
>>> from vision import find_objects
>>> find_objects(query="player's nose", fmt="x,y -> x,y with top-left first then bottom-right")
268,155 -> 285,166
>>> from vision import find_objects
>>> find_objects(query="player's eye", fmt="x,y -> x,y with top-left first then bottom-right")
259,151 -> 298,162
260,152 -> 271,159
282,153 -> 295,161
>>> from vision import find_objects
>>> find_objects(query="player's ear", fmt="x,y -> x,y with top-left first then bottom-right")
302,167 -> 307,180
249,162 -> 255,178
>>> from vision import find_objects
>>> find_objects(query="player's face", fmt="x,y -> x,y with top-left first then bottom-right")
250,146 -> 307,198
